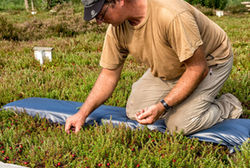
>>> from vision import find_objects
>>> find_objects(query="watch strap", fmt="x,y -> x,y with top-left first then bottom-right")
160,99 -> 171,112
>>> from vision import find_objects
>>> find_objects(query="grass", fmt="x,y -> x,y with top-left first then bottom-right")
0,0 -> 24,10
0,2 -> 249,167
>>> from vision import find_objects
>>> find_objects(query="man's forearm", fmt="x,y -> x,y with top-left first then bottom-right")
162,46 -> 209,107
163,66 -> 207,107
78,66 -> 123,119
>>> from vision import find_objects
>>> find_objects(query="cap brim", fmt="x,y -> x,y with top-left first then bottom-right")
84,0 -> 105,21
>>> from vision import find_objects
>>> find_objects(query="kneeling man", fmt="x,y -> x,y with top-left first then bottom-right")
65,0 -> 242,135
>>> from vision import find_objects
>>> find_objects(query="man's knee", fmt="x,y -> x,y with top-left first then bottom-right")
126,110 -> 136,120
125,84 -> 140,121
164,107 -> 205,135
165,116 -> 191,135
165,104 -> 219,135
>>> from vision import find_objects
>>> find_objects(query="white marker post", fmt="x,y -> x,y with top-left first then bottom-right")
33,47 -> 53,65
216,10 -> 224,17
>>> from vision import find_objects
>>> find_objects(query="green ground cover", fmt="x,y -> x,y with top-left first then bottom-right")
0,3 -> 249,167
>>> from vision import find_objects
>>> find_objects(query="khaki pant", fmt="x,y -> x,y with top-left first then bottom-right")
126,55 -> 242,135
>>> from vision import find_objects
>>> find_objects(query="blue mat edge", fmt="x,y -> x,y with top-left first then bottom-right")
2,97 -> 250,153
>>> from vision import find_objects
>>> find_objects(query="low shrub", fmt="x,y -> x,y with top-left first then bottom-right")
48,22 -> 77,37
46,0 -> 70,9
19,19 -> 47,41
0,16 -> 20,41
225,4 -> 248,13
186,0 -> 228,10
0,3 -> 106,41
194,4 -> 214,16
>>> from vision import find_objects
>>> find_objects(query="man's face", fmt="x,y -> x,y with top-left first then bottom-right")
95,2 -> 125,26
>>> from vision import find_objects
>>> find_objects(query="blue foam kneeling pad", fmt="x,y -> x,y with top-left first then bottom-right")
3,97 -> 250,153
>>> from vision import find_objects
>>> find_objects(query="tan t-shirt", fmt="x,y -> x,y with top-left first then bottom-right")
100,0 -> 232,80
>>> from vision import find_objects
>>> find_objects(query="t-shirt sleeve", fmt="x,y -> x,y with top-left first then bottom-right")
167,11 -> 203,62
100,26 -> 128,70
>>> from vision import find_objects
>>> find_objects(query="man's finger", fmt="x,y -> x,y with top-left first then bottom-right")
137,117 -> 152,125
65,120 -> 72,134
137,109 -> 151,120
136,109 -> 144,117
75,125 -> 81,134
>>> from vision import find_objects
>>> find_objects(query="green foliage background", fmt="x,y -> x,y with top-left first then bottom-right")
0,0 -> 248,10
0,0 -> 82,10
185,0 -> 228,9
0,0 -> 24,10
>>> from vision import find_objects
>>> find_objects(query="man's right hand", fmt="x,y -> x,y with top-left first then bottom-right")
65,112 -> 86,134
64,66 -> 123,134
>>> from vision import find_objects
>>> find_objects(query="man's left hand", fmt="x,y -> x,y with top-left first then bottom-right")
136,103 -> 164,125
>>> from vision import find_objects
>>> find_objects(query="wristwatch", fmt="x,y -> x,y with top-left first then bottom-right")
160,99 -> 171,114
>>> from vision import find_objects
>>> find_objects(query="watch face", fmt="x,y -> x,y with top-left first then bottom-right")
160,99 -> 170,111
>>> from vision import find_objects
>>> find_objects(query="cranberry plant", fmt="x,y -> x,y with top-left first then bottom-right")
1,109 -> 249,167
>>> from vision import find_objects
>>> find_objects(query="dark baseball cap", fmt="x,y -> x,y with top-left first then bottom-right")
82,0 -> 105,21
